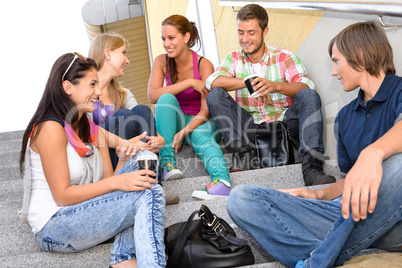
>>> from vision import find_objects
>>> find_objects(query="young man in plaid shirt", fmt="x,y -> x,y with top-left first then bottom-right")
206,4 -> 335,185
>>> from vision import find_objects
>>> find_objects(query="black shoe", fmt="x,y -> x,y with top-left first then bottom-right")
303,167 -> 336,186
302,150 -> 336,186
230,149 -> 260,172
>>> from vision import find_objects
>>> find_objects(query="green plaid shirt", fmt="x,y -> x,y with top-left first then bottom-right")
206,45 -> 315,123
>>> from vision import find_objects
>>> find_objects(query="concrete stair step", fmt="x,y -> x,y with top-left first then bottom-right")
0,200 -> 20,226
0,244 -> 111,268
0,151 -> 19,166
0,183 -> 332,259
0,225 -> 41,258
0,164 -> 20,182
0,130 -> 24,142
0,130 -> 350,267
244,264 -> 285,268
164,164 -> 304,203
0,160 -> 339,226
0,198 -> 278,266
164,160 -> 339,203
0,194 -> 385,266
176,152 -> 228,178
0,138 -> 22,152
0,248 -> 283,268
0,180 -> 22,202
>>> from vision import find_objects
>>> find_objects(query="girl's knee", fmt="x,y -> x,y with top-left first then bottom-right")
157,93 -> 176,105
191,120 -> 220,144
150,184 -> 164,197
112,108 -> 134,119
149,184 -> 165,209
131,104 -> 152,115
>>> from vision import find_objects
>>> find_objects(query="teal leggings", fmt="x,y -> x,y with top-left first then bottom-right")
155,93 -> 230,184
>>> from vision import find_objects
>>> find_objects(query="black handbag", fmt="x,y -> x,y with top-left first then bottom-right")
164,204 -> 255,268
255,121 -> 300,168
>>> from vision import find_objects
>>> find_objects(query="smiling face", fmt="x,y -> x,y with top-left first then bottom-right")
161,24 -> 190,58
237,18 -> 267,57
64,68 -> 100,116
108,45 -> 130,78
331,43 -> 361,92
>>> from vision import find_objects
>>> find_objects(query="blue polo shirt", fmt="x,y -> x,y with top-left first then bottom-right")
335,73 -> 402,174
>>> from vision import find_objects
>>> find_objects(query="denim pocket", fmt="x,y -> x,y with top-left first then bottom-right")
38,236 -> 76,253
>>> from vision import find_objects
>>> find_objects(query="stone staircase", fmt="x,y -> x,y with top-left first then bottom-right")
0,130 -> 383,267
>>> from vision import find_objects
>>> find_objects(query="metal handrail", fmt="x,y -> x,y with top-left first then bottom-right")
220,1 -> 402,27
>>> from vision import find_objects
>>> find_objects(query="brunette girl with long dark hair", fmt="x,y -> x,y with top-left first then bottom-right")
148,15 -> 231,200
20,53 -> 166,268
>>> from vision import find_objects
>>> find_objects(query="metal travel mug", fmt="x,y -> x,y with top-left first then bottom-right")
137,154 -> 158,178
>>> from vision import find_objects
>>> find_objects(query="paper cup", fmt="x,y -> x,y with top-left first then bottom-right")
244,74 -> 261,98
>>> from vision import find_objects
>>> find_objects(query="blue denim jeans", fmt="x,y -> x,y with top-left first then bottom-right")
227,153 -> 402,268
155,93 -> 230,183
35,151 -> 166,267
103,105 -> 158,170
206,87 -> 325,157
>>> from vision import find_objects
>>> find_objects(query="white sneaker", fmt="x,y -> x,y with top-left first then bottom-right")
162,163 -> 183,181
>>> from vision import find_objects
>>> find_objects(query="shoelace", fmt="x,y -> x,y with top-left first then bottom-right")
206,177 -> 220,190
164,163 -> 175,172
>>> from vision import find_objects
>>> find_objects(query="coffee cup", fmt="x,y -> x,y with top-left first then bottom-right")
137,154 -> 158,178
244,74 -> 261,98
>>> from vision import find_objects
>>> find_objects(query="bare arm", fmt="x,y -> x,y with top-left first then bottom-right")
281,179 -> 344,201
341,120 -> 402,221
183,57 -> 214,131
99,127 -> 142,156
172,97 -> 211,154
31,121 -> 157,207
256,79 -> 308,105
210,75 -> 246,92
211,75 -> 307,105
172,57 -> 215,153
148,54 -> 204,104
256,80 -> 307,98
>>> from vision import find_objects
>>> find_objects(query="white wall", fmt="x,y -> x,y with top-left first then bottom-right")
0,0 -> 89,133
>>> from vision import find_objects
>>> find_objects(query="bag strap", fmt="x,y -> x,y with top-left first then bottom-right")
168,205 -> 250,267
168,210 -> 201,267
200,205 -> 249,247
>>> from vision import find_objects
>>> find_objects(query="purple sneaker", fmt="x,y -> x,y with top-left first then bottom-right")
191,175 -> 231,200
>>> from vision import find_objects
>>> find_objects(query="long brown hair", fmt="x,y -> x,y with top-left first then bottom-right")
19,53 -> 97,174
88,33 -> 130,109
162,15 -> 201,84
329,21 -> 395,77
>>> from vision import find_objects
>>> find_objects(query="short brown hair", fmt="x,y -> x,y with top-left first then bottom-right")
237,4 -> 268,31
329,21 -> 395,76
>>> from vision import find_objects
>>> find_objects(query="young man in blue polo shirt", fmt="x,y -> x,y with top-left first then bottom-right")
227,21 -> 402,268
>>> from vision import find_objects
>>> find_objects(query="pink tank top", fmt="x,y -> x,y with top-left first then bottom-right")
165,50 -> 202,115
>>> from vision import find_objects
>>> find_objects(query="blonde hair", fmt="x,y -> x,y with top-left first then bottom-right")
88,33 -> 130,109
